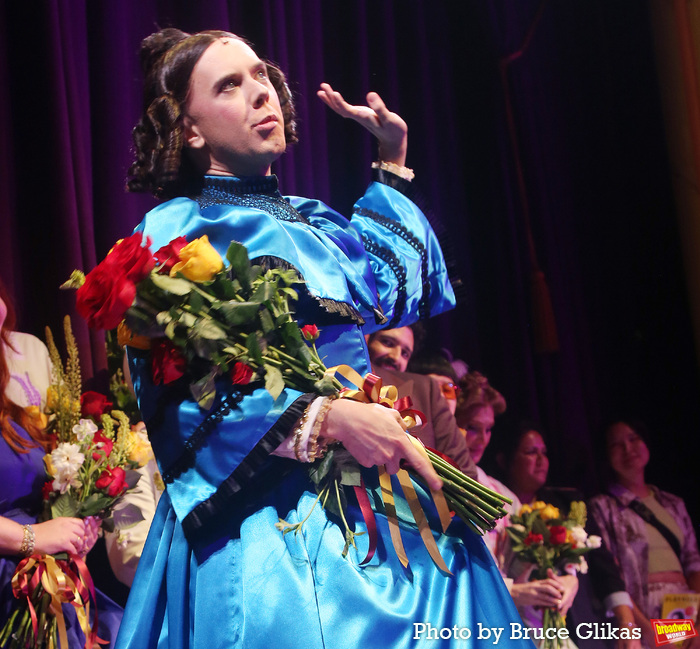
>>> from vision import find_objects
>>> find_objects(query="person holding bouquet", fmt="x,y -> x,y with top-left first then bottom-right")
0,279 -> 123,648
107,27 -> 534,649
495,420 -> 640,649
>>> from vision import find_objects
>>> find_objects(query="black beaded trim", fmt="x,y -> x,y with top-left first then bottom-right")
161,389 -> 246,485
181,393 -> 316,536
253,255 -> 365,325
355,207 -> 431,320
361,236 -> 407,328
195,176 -> 310,224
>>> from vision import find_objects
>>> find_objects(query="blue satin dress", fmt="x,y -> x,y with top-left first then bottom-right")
116,173 -> 534,648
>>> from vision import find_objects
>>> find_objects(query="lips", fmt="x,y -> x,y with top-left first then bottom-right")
254,115 -> 279,128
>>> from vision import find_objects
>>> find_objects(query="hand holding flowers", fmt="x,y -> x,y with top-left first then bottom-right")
507,500 -> 601,649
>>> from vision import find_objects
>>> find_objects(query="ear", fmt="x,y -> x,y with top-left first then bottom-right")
183,115 -> 205,149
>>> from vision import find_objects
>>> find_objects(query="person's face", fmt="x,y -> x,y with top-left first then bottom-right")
463,405 -> 494,464
509,430 -> 549,496
428,374 -> 460,415
367,327 -> 414,372
606,422 -> 649,482
184,38 -> 286,177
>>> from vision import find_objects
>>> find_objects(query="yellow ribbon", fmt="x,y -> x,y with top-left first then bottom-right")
328,364 -> 453,574
11,553 -> 99,649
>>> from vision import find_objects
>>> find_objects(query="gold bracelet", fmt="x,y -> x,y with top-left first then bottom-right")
371,160 -> 415,182
19,524 -> 35,557
293,404 -> 313,461
308,398 -> 334,461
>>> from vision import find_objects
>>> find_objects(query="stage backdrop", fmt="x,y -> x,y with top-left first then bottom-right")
1,0 -> 698,518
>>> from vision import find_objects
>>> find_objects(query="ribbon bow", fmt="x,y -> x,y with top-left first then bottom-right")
11,553 -> 103,649
328,365 -> 454,574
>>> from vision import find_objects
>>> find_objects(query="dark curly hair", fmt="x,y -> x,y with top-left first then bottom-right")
127,28 -> 298,199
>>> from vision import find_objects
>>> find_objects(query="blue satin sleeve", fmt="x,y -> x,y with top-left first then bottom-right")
290,179 -> 456,333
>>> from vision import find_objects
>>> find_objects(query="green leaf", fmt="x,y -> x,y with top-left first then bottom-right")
259,308 -> 275,334
111,503 -> 146,530
190,370 -> 219,410
51,493 -> 80,518
150,274 -> 194,296
192,318 -> 227,340
226,241 -> 252,292
246,332 -> 263,364
216,301 -> 260,326
264,365 -> 284,401
78,492 -> 114,517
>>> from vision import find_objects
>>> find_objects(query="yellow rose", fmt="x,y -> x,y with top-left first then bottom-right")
539,504 -> 560,521
170,235 -> 224,282
519,504 -> 533,515
127,429 -> 154,467
44,454 -> 56,478
24,406 -> 48,431
532,500 -> 547,510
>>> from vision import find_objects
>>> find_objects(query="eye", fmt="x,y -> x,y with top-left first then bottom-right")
218,76 -> 240,93
256,68 -> 269,81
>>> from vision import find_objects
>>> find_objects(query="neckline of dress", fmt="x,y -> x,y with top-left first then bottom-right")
202,174 -> 281,197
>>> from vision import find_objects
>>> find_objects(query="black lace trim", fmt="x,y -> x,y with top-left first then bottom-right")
373,168 -> 465,305
253,255 -> 366,325
161,388 -> 247,485
361,236 -> 407,328
194,176 -> 310,224
181,393 -> 316,536
355,207 -> 431,320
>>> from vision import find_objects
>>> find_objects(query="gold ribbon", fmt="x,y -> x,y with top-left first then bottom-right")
11,553 -> 101,649
328,364 -> 453,574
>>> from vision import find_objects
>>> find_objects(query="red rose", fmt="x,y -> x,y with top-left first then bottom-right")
95,466 -> 128,497
523,532 -> 544,546
300,324 -> 319,341
41,481 -> 54,500
91,432 -> 114,462
549,525 -> 568,545
76,233 -> 154,330
81,391 -> 113,420
231,362 -> 254,385
154,236 -> 188,274
151,338 -> 187,385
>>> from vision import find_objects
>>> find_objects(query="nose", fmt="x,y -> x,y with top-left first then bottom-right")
251,77 -> 270,109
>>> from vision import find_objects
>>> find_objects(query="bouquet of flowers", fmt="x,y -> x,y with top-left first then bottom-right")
0,317 -> 150,649
64,232 -> 512,569
507,500 -> 602,648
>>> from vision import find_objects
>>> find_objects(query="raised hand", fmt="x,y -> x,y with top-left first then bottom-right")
317,83 -> 408,166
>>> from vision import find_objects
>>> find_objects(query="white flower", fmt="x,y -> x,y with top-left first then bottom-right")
52,467 -> 82,494
578,557 -> 589,574
510,524 -> 527,534
73,418 -> 98,443
51,443 -> 85,474
570,525 -> 588,547
586,535 -> 602,549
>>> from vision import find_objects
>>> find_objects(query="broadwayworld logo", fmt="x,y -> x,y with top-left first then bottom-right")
651,619 -> 697,646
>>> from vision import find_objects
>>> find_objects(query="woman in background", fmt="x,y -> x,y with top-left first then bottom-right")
589,419 -> 700,649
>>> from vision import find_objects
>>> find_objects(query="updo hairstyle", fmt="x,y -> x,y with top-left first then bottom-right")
127,28 -> 298,198
455,371 -> 506,429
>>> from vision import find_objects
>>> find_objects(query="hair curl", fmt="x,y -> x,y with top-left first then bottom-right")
127,28 -> 298,199
454,371 -> 506,429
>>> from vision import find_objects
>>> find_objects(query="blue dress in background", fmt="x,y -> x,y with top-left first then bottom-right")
117,173 -> 535,648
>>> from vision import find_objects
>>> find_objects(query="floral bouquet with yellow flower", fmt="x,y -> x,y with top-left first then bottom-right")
507,500 -> 602,648
63,233 -> 513,573
0,316 -> 152,649
63,233 -> 341,410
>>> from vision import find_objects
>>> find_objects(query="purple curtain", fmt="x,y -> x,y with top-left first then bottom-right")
1,1 -> 697,517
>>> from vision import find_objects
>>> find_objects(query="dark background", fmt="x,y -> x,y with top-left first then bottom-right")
1,1 -> 698,523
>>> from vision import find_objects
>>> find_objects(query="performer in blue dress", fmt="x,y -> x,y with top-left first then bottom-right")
116,28 -> 534,648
